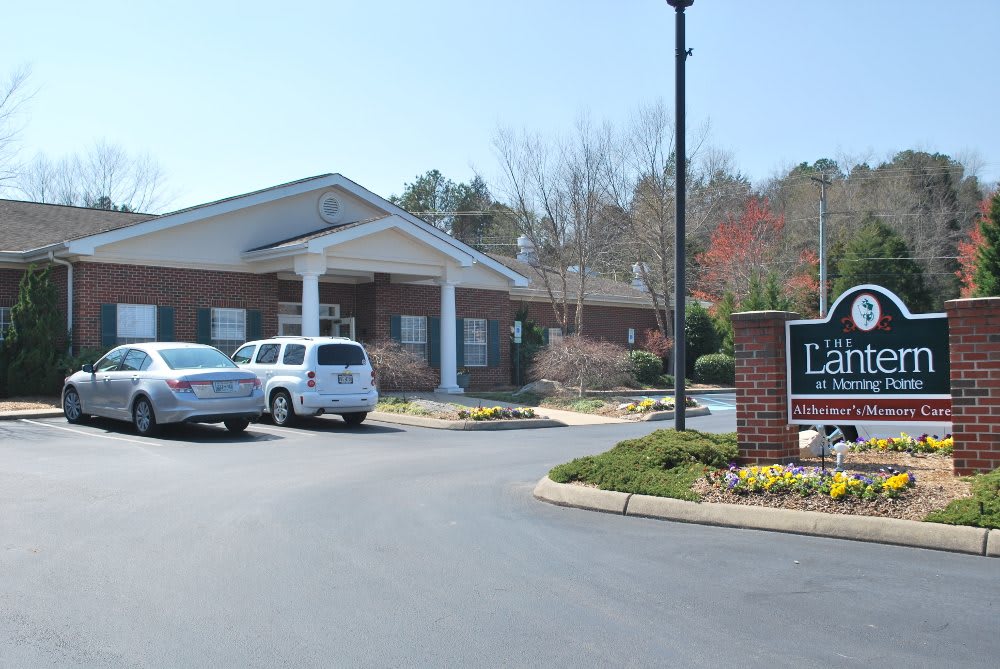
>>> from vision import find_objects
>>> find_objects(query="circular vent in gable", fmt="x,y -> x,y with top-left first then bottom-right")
318,192 -> 343,224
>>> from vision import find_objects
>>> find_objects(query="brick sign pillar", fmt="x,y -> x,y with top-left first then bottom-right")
733,310 -> 801,465
945,297 -> 1000,475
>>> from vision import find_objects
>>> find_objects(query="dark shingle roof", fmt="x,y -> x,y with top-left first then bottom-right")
0,199 -> 157,253
487,254 -> 653,300
246,217 -> 391,252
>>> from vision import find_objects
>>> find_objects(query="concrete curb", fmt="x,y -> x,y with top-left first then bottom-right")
0,409 -> 63,420
636,406 -> 711,422
534,476 -> 997,557
368,411 -> 565,430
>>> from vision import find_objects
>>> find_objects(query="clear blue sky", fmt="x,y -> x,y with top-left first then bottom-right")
3,0 -> 997,212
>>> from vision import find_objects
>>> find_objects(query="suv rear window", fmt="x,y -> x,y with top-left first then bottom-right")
317,344 -> 366,366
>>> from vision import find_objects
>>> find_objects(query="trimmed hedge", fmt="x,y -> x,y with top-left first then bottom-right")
694,353 -> 735,385
629,350 -> 663,386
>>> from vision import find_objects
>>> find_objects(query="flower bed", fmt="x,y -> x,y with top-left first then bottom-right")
618,396 -> 697,415
457,406 -> 537,421
850,433 -> 953,455
706,463 -> 916,500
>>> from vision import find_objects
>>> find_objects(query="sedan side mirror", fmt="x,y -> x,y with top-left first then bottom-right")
82,363 -> 94,374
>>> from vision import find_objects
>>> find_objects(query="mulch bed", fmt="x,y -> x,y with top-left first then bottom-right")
692,451 -> 971,521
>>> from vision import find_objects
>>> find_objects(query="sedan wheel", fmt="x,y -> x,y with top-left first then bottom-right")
270,390 -> 295,427
133,397 -> 158,436
63,388 -> 86,424
224,418 -> 250,433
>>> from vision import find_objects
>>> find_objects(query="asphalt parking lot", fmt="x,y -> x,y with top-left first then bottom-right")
3,413 -> 997,668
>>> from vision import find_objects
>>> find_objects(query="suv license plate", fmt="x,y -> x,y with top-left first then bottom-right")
213,380 -> 236,393
338,373 -> 353,384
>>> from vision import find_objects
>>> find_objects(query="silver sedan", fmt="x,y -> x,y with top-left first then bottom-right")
62,343 -> 265,435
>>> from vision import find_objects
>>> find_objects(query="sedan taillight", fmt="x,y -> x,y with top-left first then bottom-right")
166,379 -> 193,393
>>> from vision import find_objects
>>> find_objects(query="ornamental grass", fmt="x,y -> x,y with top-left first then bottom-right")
458,406 -> 536,421
850,433 -> 953,455
707,464 -> 916,501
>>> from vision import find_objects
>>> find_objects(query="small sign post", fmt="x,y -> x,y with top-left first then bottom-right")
786,285 -> 951,426
627,328 -> 635,351
513,320 -> 522,386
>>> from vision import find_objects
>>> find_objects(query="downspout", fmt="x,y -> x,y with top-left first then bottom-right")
48,251 -> 73,354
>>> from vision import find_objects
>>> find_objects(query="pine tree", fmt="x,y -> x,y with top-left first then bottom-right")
972,192 -> 1000,297
1,266 -> 65,395
830,216 -> 933,311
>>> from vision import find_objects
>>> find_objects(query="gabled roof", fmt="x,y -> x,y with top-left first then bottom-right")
0,199 -> 156,253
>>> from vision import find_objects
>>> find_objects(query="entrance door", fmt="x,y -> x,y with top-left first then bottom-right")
278,313 -> 355,339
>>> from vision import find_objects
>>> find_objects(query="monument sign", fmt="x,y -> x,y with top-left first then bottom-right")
786,285 -> 950,425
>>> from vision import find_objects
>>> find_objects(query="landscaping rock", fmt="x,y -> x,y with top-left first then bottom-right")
800,429 -> 826,457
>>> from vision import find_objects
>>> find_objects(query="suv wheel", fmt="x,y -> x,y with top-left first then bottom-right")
270,390 -> 295,427
342,412 -> 367,426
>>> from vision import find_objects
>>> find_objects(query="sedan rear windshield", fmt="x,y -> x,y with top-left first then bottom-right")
160,348 -> 239,370
317,344 -> 366,366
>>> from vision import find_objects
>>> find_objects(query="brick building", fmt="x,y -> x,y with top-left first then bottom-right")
0,174 -> 667,392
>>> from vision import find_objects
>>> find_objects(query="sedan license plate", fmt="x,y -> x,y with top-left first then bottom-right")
338,373 -> 353,384
213,380 -> 236,393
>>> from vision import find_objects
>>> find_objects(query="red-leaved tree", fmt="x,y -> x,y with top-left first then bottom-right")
694,197 -> 785,302
956,194 -> 993,297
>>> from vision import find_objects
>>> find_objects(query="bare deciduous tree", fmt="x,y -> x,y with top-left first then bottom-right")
492,115 -> 612,336
19,140 -> 169,212
0,66 -> 33,192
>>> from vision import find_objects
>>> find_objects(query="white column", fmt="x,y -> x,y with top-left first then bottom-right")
300,272 -> 320,336
435,281 -> 461,393
294,253 -> 326,338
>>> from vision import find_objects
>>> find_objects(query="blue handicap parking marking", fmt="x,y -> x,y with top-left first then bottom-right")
690,394 -> 736,411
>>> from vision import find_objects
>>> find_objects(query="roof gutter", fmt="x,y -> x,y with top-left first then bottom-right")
48,251 -> 73,353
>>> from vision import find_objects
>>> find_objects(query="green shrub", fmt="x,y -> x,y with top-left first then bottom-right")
694,353 -> 735,385
685,303 -> 719,377
629,350 -> 663,386
657,374 -> 675,388
60,347 -> 104,377
924,468 -> 1000,529
549,429 -> 738,499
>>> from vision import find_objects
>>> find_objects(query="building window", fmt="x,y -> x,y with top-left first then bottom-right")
117,304 -> 157,344
547,328 -> 564,345
212,307 -> 246,355
401,315 -> 427,360
464,318 -> 487,367
0,306 -> 10,341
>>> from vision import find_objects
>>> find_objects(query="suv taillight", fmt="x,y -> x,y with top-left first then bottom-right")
371,370 -> 377,387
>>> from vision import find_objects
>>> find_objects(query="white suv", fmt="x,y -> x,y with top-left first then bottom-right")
232,336 -> 378,426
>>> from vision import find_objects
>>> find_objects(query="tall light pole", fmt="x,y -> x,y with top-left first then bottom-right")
667,0 -> 693,431
811,174 -> 832,317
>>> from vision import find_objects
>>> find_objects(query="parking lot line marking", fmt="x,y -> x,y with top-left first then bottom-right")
19,419 -> 169,449
249,423 -> 319,437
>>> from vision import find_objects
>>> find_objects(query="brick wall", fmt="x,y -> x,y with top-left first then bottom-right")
945,297 -> 1000,475
733,310 -> 800,465
73,262 -> 279,350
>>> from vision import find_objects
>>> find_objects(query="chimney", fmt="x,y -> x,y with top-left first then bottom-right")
631,262 -> 650,292
516,235 -> 538,264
